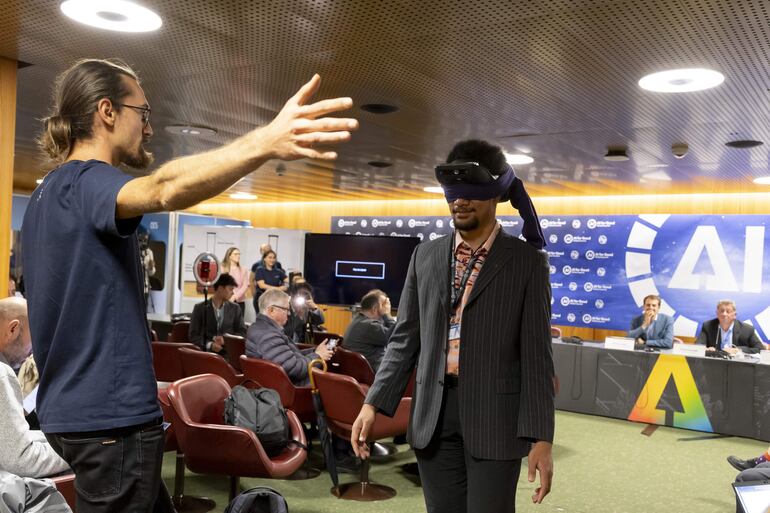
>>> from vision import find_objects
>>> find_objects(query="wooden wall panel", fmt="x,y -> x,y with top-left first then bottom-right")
0,58 -> 17,298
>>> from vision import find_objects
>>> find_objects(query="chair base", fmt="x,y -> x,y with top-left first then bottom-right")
172,495 -> 217,513
370,442 -> 398,459
286,466 -> 322,480
332,482 -> 397,501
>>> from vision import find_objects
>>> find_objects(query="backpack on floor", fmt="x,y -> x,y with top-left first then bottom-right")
224,486 -> 289,513
224,385 -> 292,456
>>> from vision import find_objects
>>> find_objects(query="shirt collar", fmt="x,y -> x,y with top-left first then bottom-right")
454,222 -> 502,254
719,323 -> 734,336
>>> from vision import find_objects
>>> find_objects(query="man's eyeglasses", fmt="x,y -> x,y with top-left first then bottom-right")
270,305 -> 290,312
116,103 -> 151,127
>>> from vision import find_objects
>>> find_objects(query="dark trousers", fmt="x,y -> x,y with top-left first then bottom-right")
46,420 -> 175,513
734,462 -> 770,513
414,384 -> 522,513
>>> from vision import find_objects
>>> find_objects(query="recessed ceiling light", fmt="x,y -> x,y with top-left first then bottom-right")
165,125 -> 217,136
229,192 -> 257,200
60,0 -> 162,32
753,176 -> 770,185
638,68 -> 724,93
360,103 -> 399,114
423,186 -> 444,194
36,179 -> 43,184
504,153 -> 534,165
641,171 -> 672,181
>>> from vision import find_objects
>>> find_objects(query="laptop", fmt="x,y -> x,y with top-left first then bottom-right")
734,480 -> 770,513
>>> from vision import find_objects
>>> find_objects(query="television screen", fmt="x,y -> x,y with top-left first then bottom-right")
303,233 -> 422,307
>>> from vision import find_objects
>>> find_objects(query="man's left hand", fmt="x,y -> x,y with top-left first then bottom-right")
528,440 -> 553,504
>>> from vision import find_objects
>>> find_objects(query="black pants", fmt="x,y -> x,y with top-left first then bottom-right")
414,385 -> 522,513
47,420 -> 175,513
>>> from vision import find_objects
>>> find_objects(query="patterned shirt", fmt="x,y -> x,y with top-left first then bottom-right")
446,223 -> 501,375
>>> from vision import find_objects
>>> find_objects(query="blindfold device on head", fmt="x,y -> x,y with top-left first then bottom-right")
434,159 -> 547,250
435,161 -> 514,203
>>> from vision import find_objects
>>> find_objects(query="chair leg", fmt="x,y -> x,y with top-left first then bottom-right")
171,452 -> 216,513
332,456 -> 397,501
229,476 -> 240,501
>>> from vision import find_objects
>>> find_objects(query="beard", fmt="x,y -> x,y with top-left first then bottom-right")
452,213 -> 480,231
124,145 -> 154,170
5,340 -> 31,368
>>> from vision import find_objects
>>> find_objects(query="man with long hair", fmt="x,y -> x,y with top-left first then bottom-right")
22,58 -> 356,512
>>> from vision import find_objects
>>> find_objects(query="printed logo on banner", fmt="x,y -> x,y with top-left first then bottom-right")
572,220 -> 581,229
549,265 -> 556,275
570,250 -> 579,260
150,221 -> 159,230
551,282 -> 563,289
625,215 -> 770,338
586,250 -> 595,260
564,234 -> 573,244
361,220 -> 368,227
416,233 -> 424,240
595,299 -> 605,309
429,233 -> 439,240
549,234 -> 558,244
408,219 -> 416,228
587,219 -> 597,229
396,219 -> 403,228
567,313 -> 576,322
541,219 -> 567,228
569,282 -> 577,291
597,267 -> 606,277
560,297 -> 570,306
628,355 -> 712,432
372,219 -> 379,228
548,251 -> 564,258
582,314 -> 592,324
598,235 -> 608,245
563,265 -> 572,275
584,282 -> 594,292
436,220 -> 444,228
449,220 -> 455,228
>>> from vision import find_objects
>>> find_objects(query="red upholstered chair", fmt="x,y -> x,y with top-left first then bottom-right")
167,374 -> 307,500
152,342 -> 198,383
168,321 -> 191,343
157,384 -> 216,512
51,473 -> 76,511
328,347 -> 375,386
240,356 -> 315,423
151,329 -> 159,341
223,335 -> 246,371
178,347 -> 244,388
551,326 -> 562,338
311,368 -> 411,501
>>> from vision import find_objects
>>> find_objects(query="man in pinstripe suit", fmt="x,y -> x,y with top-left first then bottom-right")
352,140 -> 555,513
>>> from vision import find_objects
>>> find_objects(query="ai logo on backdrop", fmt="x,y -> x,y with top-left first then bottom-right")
567,313 -> 576,322
625,215 -> 770,337
549,234 -> 558,244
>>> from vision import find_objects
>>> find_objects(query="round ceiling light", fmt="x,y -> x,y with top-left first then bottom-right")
367,161 -> 393,168
36,178 -> 44,184
360,103 -> 399,114
229,192 -> 257,200
165,125 -> 218,136
604,147 -> 629,161
423,186 -> 445,194
504,152 -> 534,165
60,0 -> 162,32
726,139 -> 764,149
638,68 -> 724,93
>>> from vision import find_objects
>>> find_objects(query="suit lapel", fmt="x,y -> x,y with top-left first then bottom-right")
464,234 -> 514,309
430,235 -> 452,310
732,321 -> 740,346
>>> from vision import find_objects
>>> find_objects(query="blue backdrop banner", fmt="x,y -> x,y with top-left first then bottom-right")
331,214 -> 770,339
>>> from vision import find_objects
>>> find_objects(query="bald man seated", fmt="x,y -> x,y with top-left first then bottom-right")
0,297 -> 69,477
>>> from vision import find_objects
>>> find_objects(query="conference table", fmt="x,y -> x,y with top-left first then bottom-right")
553,339 -> 770,441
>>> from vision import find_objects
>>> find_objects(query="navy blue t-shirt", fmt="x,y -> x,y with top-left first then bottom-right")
255,266 -> 287,288
21,160 -> 160,432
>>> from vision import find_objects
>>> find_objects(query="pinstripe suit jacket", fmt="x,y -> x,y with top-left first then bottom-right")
365,230 -> 555,460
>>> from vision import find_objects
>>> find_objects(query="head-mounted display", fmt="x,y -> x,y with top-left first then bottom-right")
434,161 -> 514,203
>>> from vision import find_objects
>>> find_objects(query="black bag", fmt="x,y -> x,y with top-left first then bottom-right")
224,486 -> 289,513
224,385 -> 293,456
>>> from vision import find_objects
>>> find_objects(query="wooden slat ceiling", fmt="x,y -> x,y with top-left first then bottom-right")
3,0 -> 770,202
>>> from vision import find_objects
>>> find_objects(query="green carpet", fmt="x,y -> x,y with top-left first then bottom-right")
164,411 -> 766,512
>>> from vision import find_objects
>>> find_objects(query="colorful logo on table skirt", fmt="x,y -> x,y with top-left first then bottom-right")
627,354 -> 712,431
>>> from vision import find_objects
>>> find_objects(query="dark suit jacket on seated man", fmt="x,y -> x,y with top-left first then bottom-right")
343,289 -> 396,372
246,289 -> 333,386
351,139 -> 554,513
696,300 -> 767,355
628,294 -> 674,349
189,273 -> 246,355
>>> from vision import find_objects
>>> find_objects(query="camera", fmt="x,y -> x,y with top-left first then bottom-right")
671,143 -> 688,159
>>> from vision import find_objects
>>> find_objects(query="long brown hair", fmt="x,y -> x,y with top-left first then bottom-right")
38,58 -> 139,162
222,247 -> 241,273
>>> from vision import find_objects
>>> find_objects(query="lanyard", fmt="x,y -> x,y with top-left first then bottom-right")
450,251 -> 480,311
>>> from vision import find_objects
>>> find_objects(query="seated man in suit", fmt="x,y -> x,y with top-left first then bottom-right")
628,294 -> 674,349
696,300 -> 767,355
343,289 -> 396,372
246,289 -> 333,386
0,297 -> 70,478
189,273 -> 246,356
